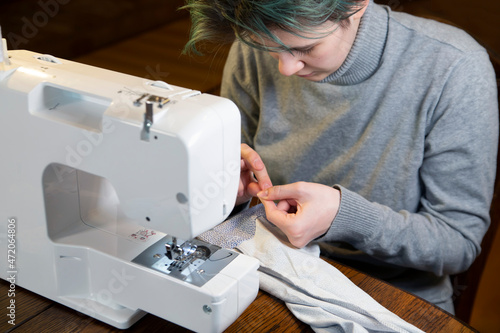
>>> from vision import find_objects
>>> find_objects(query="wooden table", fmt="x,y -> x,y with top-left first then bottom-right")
1,258 -> 477,333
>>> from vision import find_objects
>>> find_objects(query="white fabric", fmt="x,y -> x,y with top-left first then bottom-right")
198,205 -> 424,333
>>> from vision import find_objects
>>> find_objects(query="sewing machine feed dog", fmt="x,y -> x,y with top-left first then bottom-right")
0,36 -> 259,332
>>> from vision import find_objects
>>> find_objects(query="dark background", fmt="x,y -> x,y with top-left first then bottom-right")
1,0 -> 499,331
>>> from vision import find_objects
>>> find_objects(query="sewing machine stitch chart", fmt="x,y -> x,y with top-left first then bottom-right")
0,31 -> 259,333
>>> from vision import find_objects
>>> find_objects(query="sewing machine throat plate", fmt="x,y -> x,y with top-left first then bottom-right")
132,237 -> 238,287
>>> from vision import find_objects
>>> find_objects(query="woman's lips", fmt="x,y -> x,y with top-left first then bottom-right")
297,73 -> 313,78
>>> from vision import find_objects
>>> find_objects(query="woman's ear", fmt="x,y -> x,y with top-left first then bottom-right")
352,0 -> 370,20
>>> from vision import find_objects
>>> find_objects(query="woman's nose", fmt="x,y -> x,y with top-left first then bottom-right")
272,52 -> 305,76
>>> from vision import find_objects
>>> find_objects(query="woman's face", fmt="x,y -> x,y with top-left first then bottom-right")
263,8 -> 365,81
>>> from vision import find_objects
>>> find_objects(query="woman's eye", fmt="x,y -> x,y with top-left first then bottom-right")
294,48 -> 314,56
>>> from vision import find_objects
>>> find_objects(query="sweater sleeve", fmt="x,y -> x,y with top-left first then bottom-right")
318,50 -> 499,277
220,42 -> 261,146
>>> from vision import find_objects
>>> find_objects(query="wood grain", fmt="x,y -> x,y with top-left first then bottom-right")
1,259 -> 477,333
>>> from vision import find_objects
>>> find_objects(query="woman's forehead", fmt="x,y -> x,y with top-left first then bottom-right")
251,21 -> 338,50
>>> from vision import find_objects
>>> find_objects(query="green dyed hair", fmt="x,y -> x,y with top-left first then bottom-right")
181,0 -> 366,55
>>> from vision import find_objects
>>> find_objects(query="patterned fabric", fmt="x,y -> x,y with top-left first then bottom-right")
197,204 -> 260,248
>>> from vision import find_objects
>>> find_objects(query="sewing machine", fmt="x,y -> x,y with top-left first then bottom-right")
0,35 -> 259,332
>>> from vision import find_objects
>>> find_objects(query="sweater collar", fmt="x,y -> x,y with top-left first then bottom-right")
320,1 -> 389,85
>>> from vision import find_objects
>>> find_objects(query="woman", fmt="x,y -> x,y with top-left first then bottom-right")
182,0 -> 498,312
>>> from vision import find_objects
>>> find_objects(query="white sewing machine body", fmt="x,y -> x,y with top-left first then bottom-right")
0,42 -> 259,332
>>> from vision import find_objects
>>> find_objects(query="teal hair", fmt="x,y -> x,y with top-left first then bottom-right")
181,0 -> 366,55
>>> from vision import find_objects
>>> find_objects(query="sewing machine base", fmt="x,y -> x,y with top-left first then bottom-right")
48,232 -> 258,331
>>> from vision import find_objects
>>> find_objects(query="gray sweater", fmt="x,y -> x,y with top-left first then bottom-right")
221,1 -> 498,310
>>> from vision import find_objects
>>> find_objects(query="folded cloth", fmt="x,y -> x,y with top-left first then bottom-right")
198,204 -> 423,333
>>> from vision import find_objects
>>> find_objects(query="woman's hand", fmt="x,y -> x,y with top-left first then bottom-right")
236,144 -> 273,206
257,182 -> 340,248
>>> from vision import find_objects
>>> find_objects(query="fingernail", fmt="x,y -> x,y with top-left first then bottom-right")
257,190 -> 268,198
262,183 -> 272,190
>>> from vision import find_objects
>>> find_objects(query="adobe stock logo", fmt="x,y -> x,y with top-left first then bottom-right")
6,0 -> 72,49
